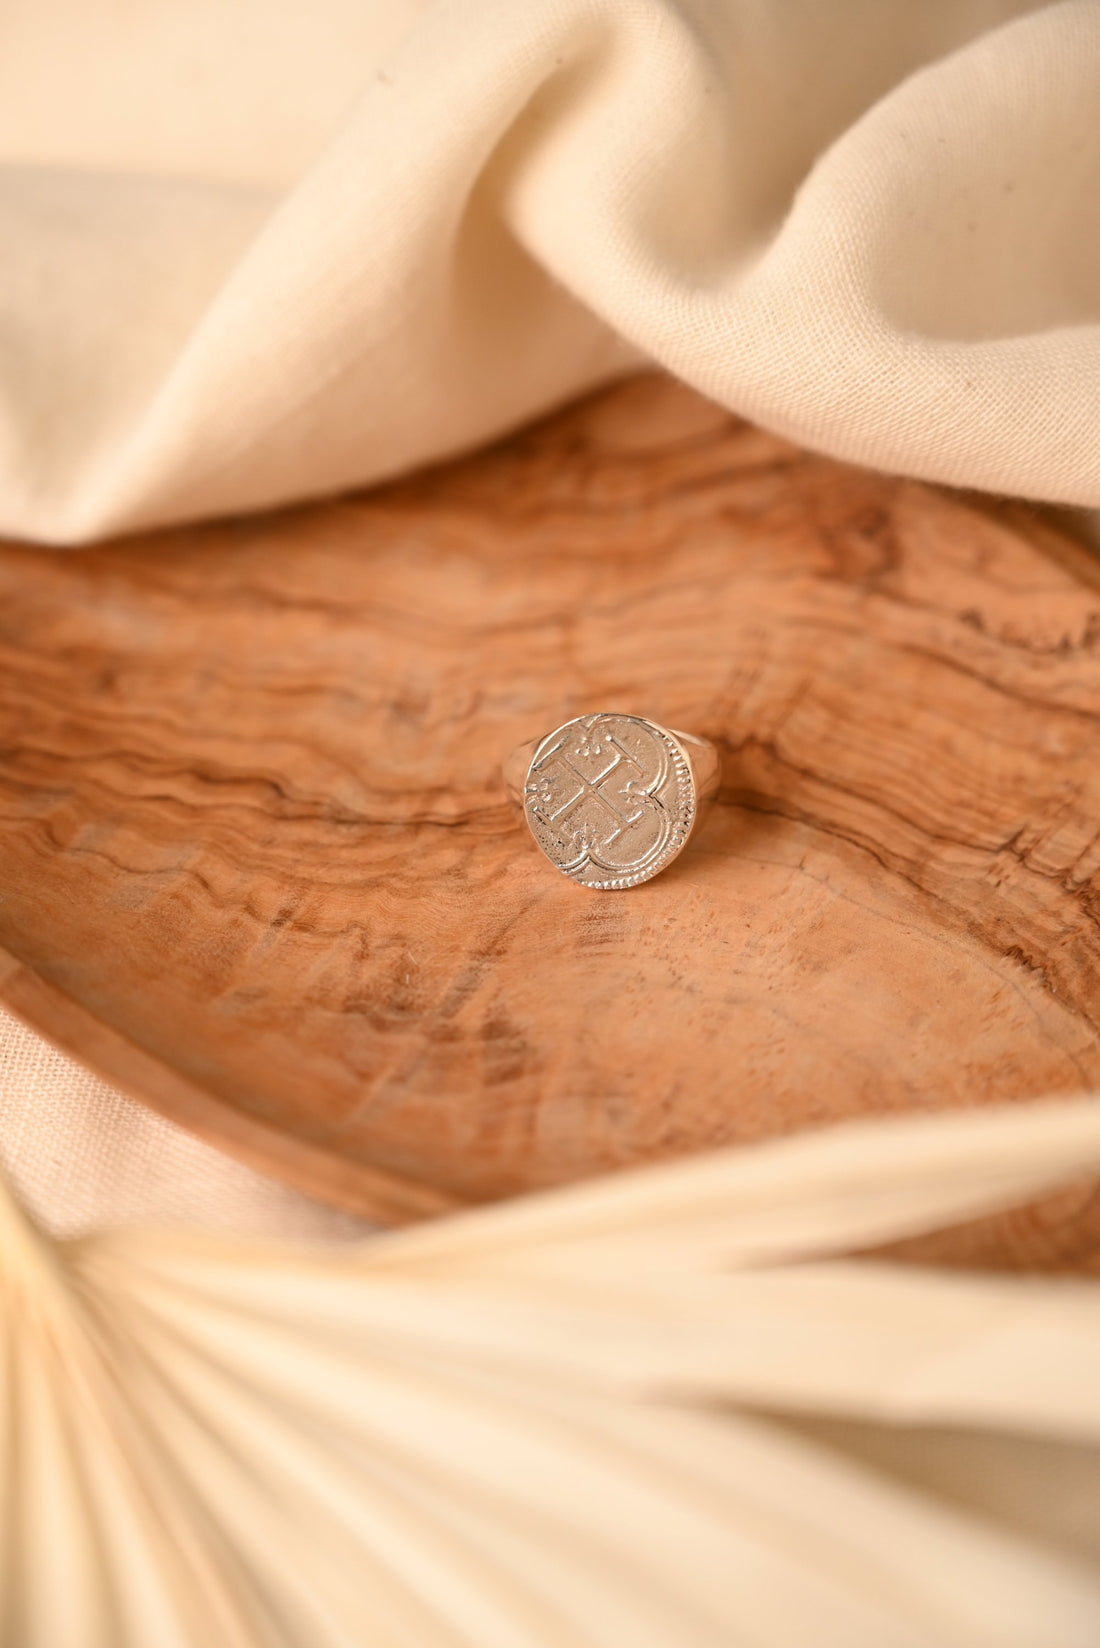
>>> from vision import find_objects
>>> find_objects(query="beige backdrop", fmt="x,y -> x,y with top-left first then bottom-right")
2,9 -> 1100,1639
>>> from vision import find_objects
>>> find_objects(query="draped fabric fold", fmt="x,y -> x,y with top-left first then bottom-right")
2,1095 -> 1100,1646
1,0 -> 1098,543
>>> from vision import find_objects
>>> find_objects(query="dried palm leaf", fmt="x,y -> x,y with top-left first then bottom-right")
3,1099 -> 1100,1648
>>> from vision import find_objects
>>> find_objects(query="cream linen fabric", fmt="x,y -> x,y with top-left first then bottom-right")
0,0 -> 1098,544
0,1006 -> 368,1238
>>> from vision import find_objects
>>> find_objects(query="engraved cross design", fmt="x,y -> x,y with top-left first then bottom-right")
529,726 -> 662,857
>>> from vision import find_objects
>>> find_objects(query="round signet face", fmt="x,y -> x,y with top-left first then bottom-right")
522,714 -> 696,889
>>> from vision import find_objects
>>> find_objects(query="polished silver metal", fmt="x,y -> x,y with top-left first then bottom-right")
503,712 -> 719,889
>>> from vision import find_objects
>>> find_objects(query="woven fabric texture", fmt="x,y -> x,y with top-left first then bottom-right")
0,0 -> 1097,545
0,1006 -> 368,1236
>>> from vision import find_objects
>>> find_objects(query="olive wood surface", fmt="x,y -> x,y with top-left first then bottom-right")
1,374 -> 1099,1261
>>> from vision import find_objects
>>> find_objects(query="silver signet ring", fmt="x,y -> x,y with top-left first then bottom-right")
503,713 -> 720,889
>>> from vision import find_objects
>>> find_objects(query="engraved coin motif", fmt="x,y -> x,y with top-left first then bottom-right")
522,713 -> 697,889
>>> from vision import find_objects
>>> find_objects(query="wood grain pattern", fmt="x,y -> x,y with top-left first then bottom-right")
1,373 -> 1099,1260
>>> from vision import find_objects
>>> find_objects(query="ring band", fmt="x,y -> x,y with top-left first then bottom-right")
503,712 -> 719,889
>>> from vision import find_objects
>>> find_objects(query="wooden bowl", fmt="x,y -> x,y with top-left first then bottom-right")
3,374 -> 1100,1257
